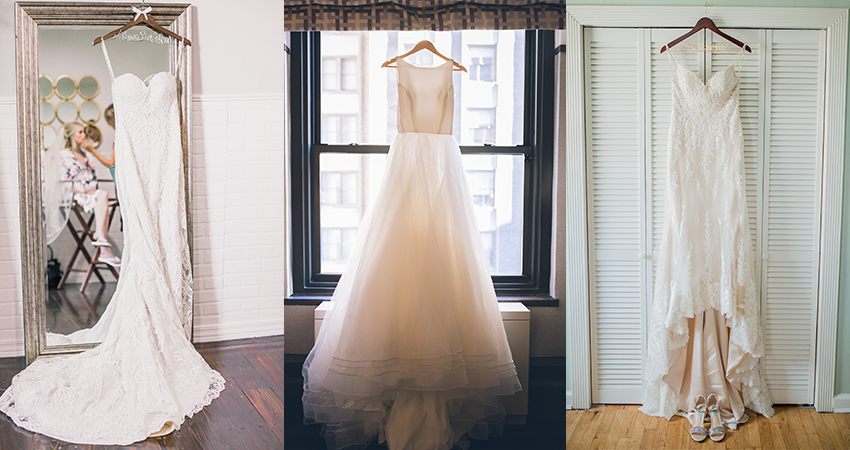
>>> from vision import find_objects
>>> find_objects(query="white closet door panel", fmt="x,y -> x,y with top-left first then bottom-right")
761,29 -> 823,404
585,27 -> 644,403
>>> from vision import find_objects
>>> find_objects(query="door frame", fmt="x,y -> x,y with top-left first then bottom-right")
565,6 -> 848,413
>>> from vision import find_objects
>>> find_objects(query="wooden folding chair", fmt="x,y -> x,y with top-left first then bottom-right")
56,198 -> 121,292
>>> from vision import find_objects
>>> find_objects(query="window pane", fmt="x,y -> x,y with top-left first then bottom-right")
462,154 -> 524,275
320,153 -> 388,273
320,30 -> 525,145
341,173 -> 358,205
320,172 -> 341,204
322,58 -> 340,91
319,152 -> 524,275
341,58 -> 357,91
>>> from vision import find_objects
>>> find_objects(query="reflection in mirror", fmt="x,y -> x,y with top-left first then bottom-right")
38,24 -> 171,349
78,75 -> 99,99
40,100 -> 55,124
84,123 -> 102,148
39,75 -> 55,99
56,100 -> 78,123
17,4 -> 192,365
42,124 -> 57,150
55,75 -> 76,99
79,100 -> 100,123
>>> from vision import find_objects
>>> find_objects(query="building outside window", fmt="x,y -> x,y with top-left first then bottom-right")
321,57 -> 357,91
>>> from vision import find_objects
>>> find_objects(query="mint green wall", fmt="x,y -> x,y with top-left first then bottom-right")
566,0 -> 850,399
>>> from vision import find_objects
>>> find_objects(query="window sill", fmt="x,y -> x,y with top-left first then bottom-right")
285,293 -> 559,307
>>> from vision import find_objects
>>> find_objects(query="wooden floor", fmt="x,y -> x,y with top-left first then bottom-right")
0,335 -> 284,450
47,282 -> 116,336
566,404 -> 850,450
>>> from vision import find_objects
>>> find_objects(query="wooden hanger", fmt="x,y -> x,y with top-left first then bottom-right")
382,40 -> 467,72
660,17 -> 750,54
92,4 -> 192,46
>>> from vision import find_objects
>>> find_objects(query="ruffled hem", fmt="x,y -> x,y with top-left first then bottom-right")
642,296 -> 774,422
303,370 -> 520,450
0,370 -> 225,446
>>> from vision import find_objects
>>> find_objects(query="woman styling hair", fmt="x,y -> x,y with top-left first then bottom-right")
59,122 -> 120,267
83,104 -> 117,184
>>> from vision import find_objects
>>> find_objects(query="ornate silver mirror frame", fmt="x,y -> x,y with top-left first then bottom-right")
15,2 -> 193,365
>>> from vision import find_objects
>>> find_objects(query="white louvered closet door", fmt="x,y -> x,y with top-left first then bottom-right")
586,27 -> 824,405
584,28 -> 645,404
758,30 -> 823,404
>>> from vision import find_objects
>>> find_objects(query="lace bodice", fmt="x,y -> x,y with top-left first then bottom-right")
396,59 -> 454,134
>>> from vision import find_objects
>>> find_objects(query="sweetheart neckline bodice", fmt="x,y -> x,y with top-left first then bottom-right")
114,71 -> 175,87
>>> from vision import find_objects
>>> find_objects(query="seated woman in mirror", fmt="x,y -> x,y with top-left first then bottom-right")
59,122 -> 121,267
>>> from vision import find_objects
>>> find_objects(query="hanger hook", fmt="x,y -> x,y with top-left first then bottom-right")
704,2 -> 708,17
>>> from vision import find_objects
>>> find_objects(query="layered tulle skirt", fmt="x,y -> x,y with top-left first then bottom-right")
302,132 -> 521,450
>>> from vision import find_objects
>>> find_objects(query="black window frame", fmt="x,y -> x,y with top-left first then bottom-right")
287,30 -> 557,306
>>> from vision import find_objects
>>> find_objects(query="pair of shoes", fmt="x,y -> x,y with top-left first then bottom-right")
98,254 -> 121,267
707,393 -> 726,442
689,395 -> 709,442
92,238 -> 111,247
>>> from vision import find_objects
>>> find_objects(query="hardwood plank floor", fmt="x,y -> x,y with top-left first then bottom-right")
566,404 -> 850,450
0,335 -> 284,450
47,282 -> 116,335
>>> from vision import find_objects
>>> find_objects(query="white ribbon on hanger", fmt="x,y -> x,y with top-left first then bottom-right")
132,6 -> 152,21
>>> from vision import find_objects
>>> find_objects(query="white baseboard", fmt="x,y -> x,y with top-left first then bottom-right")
566,390 -> 573,410
193,319 -> 284,343
834,393 -> 850,413
0,340 -> 24,359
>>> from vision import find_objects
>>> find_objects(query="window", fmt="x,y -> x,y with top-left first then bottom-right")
469,45 -> 496,82
287,30 -> 556,304
466,108 -> 496,145
321,228 -> 358,272
321,115 -> 357,145
320,172 -> 357,205
322,57 -> 356,91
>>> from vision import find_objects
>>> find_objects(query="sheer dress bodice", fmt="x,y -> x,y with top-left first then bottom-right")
397,59 -> 454,135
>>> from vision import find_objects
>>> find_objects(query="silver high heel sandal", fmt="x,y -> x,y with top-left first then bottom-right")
689,395 -> 708,442
707,393 -> 726,442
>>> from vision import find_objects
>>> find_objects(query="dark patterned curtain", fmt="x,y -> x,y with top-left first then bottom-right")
284,0 -> 565,31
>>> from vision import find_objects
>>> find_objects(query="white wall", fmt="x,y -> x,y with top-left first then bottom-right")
0,0 -> 286,356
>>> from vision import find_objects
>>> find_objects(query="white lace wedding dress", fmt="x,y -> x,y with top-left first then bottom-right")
0,42 -> 225,445
302,59 -> 521,450
640,48 -> 774,426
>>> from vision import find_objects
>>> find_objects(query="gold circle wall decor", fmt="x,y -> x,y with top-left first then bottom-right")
38,75 -> 54,99
54,75 -> 76,99
79,100 -> 101,123
78,75 -> 99,99
39,100 -> 55,124
56,100 -> 79,124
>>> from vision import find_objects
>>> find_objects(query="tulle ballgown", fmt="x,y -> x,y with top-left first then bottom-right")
302,58 -> 521,450
640,47 -> 773,427
0,41 -> 224,445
